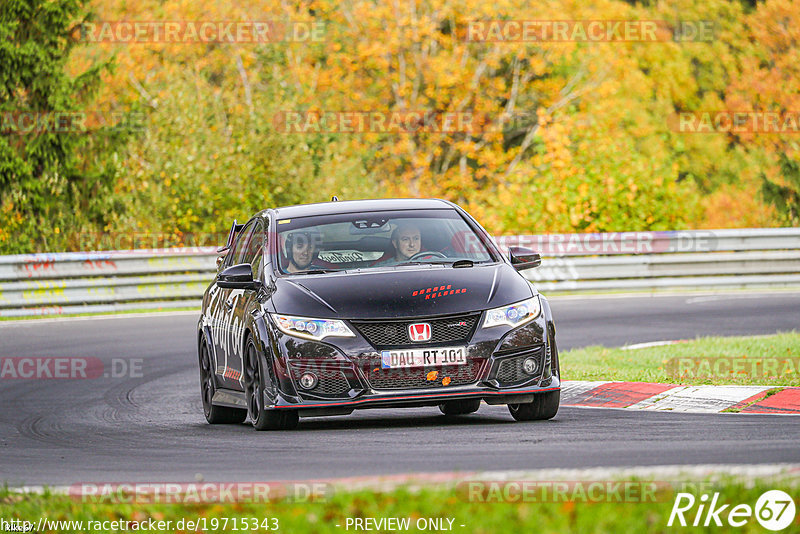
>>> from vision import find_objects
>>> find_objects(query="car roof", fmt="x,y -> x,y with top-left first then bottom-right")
268,198 -> 456,219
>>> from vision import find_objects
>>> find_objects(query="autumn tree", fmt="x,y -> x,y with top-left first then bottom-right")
725,0 -> 800,224
0,0 -> 122,253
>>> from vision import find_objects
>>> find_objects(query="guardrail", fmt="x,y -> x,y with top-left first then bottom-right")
0,228 -> 798,317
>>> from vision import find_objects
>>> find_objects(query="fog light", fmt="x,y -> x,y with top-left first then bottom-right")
299,372 -> 318,390
522,357 -> 538,375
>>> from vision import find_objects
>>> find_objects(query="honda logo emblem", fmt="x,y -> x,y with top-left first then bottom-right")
408,323 -> 432,342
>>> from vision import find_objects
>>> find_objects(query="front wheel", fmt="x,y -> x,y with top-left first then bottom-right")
199,339 -> 246,424
508,390 -> 560,421
244,338 -> 299,431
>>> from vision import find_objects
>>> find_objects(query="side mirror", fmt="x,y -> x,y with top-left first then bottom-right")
509,246 -> 541,271
217,263 -> 260,290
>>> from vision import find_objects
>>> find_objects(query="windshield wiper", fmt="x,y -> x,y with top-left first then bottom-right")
395,259 -> 478,268
396,260 -> 450,266
290,269 -> 336,275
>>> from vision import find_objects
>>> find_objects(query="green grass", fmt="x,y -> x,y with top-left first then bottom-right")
561,332 -> 800,386
2,479 -> 798,533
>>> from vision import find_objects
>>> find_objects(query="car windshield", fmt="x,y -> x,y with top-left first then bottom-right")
275,209 -> 495,275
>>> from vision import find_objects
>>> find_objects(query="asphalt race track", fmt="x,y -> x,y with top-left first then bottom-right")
1,292 -> 799,485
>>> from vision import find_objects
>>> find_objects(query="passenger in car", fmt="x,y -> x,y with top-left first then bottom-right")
285,230 -> 323,273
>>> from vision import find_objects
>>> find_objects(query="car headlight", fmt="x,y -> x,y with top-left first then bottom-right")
270,314 -> 355,341
482,297 -> 541,329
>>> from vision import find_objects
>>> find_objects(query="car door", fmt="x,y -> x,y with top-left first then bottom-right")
225,219 -> 265,391
215,220 -> 257,389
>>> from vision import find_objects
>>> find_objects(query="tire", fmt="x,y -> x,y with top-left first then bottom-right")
243,338 -> 299,431
198,339 -> 247,424
508,390 -> 560,421
439,399 -> 481,415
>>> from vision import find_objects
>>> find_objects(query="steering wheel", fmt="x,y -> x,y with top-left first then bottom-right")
408,250 -> 448,261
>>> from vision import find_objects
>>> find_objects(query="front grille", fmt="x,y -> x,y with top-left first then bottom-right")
315,373 -> 351,395
366,360 -> 484,390
290,366 -> 352,397
495,346 -> 544,385
352,313 -> 480,348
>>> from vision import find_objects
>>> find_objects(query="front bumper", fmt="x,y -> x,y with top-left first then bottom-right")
263,309 -> 560,414
270,381 -> 561,416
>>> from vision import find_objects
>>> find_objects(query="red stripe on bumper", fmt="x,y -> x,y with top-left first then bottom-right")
274,387 -> 560,409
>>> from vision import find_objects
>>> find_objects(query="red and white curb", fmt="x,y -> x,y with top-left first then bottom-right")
561,381 -> 800,414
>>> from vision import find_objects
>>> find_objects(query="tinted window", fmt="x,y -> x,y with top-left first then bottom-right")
275,209 -> 495,274
228,220 -> 256,267
246,221 -> 265,278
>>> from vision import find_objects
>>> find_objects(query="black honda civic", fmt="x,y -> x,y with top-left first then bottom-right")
197,198 -> 560,430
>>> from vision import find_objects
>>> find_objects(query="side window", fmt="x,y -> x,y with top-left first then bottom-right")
245,221 -> 265,278
227,221 -> 256,267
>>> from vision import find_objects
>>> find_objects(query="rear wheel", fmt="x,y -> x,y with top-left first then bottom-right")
508,390 -> 560,421
198,339 -> 246,424
439,399 -> 481,415
244,338 -> 299,431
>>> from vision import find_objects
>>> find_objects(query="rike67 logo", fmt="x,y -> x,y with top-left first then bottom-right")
668,490 -> 796,530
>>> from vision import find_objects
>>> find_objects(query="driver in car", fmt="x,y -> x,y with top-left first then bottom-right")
377,222 -> 423,266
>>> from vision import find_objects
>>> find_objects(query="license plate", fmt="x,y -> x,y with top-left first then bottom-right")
381,347 -> 467,369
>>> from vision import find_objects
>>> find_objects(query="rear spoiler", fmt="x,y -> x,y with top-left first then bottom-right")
217,220 -> 244,253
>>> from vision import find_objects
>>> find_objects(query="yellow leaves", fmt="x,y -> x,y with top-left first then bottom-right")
545,198 -> 562,215
498,187 -> 513,207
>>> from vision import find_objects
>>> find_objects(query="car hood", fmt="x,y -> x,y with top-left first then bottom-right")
269,263 -> 534,319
